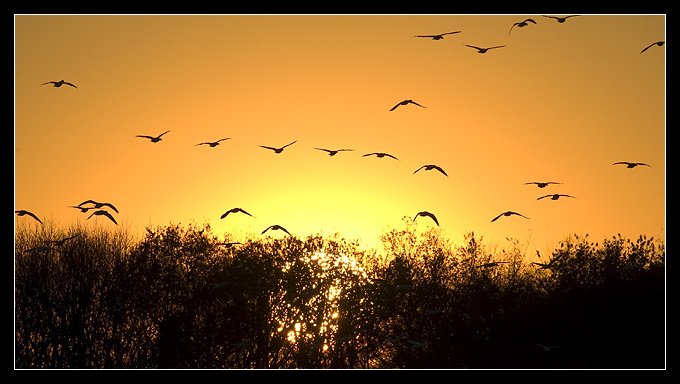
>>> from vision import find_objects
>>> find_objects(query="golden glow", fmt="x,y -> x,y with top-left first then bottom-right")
15,15 -> 665,254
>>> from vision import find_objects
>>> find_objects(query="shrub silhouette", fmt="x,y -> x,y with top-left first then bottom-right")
15,220 -> 665,369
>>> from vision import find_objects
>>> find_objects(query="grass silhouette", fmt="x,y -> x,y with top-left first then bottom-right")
14,219 -> 665,369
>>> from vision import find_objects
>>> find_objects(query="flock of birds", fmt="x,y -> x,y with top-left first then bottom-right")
17,15 -> 662,256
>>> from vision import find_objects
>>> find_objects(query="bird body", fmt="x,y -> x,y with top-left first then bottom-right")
136,130 -> 170,143
537,194 -> 575,201
77,200 -> 119,213
613,162 -> 651,168
314,148 -> 354,156
87,210 -> 118,225
15,210 -> 43,224
524,181 -> 561,188
363,152 -> 399,160
69,205 -> 97,213
41,80 -> 77,88
464,44 -> 506,53
260,140 -> 297,154
414,164 -> 448,176
509,18 -> 537,34
220,207 -> 254,219
640,41 -> 665,53
262,225 -> 291,236
196,138 -> 231,147
390,99 -> 426,111
477,261 -> 509,268
542,15 -> 580,23
413,211 -> 440,226
414,31 -> 461,40
491,211 -> 530,222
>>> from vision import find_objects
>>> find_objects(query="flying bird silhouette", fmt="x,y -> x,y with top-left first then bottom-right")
15,210 -> 43,224
196,138 -> 231,147
524,181 -> 562,188
220,207 -> 255,219
259,140 -> 297,154
40,80 -> 77,88
509,18 -> 537,34
477,261 -> 510,268
136,130 -> 170,143
87,210 -> 118,225
25,245 -> 58,253
77,200 -> 119,213
414,164 -> 448,176
413,211 -> 440,226
464,44 -> 506,53
262,225 -> 291,236
314,148 -> 354,156
50,234 -> 81,246
69,205 -> 97,213
613,162 -> 651,168
537,194 -> 575,201
389,99 -> 426,111
414,31 -> 461,40
491,211 -> 530,222
542,15 -> 580,23
640,41 -> 665,53
363,152 -> 399,160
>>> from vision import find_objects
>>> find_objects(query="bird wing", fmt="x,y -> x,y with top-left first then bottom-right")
509,23 -> 518,34
102,202 -> 119,213
433,166 -> 448,176
409,100 -> 426,108
426,212 -> 439,226
464,44 -> 482,50
537,195 -> 551,200
63,82 -> 77,88
491,213 -> 504,222
413,166 -> 425,174
442,31 -> 461,35
26,211 -> 43,224
637,162 -> 651,167
259,145 -> 277,151
282,140 -> 298,148
389,102 -> 402,111
414,34 -> 437,38
542,15 -> 559,19
384,153 -> 399,160
525,18 -> 537,24
279,226 -> 292,236
158,130 -> 171,138
136,135 -> 155,140
40,81 -> 56,86
78,199 -> 98,207
612,162 -> 630,166
640,42 -> 657,53
489,45 -> 506,50
101,211 -> 118,225
196,142 -> 210,146
512,212 -> 530,219
261,226 -> 273,234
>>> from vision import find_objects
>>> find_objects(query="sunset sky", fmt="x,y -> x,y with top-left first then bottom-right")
14,14 -> 665,254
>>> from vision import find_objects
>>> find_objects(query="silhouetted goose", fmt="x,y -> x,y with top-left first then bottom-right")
77,200 -> 119,213
217,242 -> 242,248
363,152 -> 399,160
314,148 -> 354,156
414,164 -> 448,176
524,181 -> 562,188
41,80 -> 77,88
15,210 -> 43,224
613,161 -> 651,168
477,261 -> 509,268
509,18 -> 537,34
491,211 -> 530,222
87,210 -> 118,225
464,44 -> 506,53
413,211 -> 440,226
25,245 -> 58,253
50,234 -> 81,246
532,262 -> 554,269
542,15 -> 580,23
220,207 -> 255,219
414,31 -> 461,40
389,99 -> 426,111
196,138 -> 231,147
259,140 -> 297,154
640,41 -> 665,53
537,194 -> 576,201
262,225 -> 291,236
136,130 -> 170,143
69,205 -> 97,213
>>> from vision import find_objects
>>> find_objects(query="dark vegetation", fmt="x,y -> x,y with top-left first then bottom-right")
15,219 -> 665,369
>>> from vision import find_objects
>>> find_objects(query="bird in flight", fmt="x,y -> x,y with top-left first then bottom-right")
542,15 -> 580,23
414,31 -> 461,40
613,162 -> 651,168
414,164 -> 448,177
390,99 -> 426,111
196,138 -> 231,147
136,130 -> 170,143
262,225 -> 291,236
259,140 -> 297,154
363,152 -> 399,160
464,44 -> 506,53
50,234 -> 81,246
509,18 -> 537,34
413,211 -> 440,226
25,245 -> 58,254
524,181 -> 562,188
537,194 -> 576,201
69,205 -> 98,213
15,210 -> 43,224
491,211 -> 530,222
87,210 -> 118,225
314,148 -> 354,156
220,207 -> 255,219
77,200 -> 119,213
477,261 -> 509,268
640,41 -> 665,54
40,79 -> 77,88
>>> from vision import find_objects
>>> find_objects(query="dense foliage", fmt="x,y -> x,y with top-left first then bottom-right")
15,219 -> 665,369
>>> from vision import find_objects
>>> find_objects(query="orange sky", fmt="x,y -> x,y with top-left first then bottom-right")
14,14 -> 665,254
